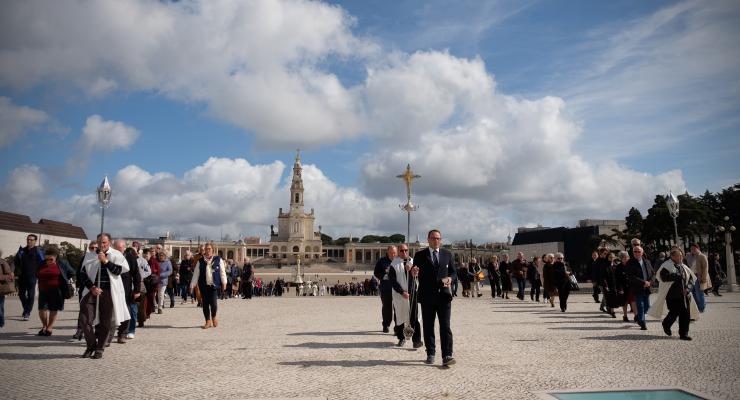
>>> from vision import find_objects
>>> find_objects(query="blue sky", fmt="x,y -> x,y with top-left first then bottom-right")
0,0 -> 738,242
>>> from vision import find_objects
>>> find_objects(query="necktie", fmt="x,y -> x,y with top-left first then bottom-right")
432,250 -> 439,267
640,261 -> 647,280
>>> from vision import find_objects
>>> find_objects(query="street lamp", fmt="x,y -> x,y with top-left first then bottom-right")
96,176 -> 112,234
95,176 -> 112,321
717,216 -> 737,292
666,191 -> 680,248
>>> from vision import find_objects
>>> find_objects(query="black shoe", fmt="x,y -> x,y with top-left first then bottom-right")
82,348 -> 94,358
680,336 -> 692,341
561,308 -> 566,312
610,312 -> 616,318
599,305 -> 606,313
593,298 -> 600,303
91,351 -> 103,359
442,356 -> 456,366
44,330 -> 52,336
382,326 -> 389,333
73,330 -> 82,340
640,323 -> 647,330
138,321 -> 144,328
662,322 -> 672,337
413,341 -> 424,349
715,292 -> 723,297
623,316 -> 629,322
396,338 -> 406,347
424,355 -> 435,364
37,329 -> 46,336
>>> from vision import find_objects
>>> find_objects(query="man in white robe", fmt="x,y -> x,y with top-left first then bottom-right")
78,233 -> 130,359
649,248 -> 699,340
389,244 -> 422,348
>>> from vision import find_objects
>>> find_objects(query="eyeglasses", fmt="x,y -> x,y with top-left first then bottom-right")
429,237 -> 441,241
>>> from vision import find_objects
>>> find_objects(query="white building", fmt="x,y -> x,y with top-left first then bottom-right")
0,211 -> 88,258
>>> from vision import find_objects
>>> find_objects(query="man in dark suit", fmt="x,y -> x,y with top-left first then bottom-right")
626,245 -> 654,330
412,229 -> 457,367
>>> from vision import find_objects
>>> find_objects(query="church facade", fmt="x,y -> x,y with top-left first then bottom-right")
269,151 -> 323,260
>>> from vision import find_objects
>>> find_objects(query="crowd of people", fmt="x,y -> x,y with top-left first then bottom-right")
370,234 -> 724,366
0,230 -> 727,363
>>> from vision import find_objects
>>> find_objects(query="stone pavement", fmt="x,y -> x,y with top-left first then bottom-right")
1,291 -> 739,400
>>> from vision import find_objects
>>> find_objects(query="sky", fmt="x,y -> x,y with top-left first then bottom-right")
0,0 -> 738,244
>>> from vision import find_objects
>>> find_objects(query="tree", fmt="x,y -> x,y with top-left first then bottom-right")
624,207 -> 644,240
334,237 -> 350,246
389,233 -> 405,243
320,233 -> 333,245
59,241 -> 84,271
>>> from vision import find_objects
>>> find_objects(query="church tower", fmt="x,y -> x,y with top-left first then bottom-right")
290,150 -> 304,213
270,149 -> 322,261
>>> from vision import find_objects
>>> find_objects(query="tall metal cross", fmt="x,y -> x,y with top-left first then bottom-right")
398,164 -> 420,246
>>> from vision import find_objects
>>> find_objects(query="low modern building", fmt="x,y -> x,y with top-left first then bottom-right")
0,211 -> 88,258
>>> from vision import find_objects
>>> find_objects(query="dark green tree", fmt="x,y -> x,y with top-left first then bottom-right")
320,233 -> 334,245
389,233 -> 406,243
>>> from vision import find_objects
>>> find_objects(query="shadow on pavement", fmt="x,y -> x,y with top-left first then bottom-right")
547,325 -> 635,331
0,352 -> 81,360
285,341 -> 393,349
278,359 -> 423,367
287,330 -> 385,336
580,334 -> 670,341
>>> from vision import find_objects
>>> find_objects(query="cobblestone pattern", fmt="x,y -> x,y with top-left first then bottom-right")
0,290 -> 738,399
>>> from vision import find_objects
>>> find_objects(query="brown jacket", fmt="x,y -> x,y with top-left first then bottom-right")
688,252 -> 711,291
0,259 -> 14,293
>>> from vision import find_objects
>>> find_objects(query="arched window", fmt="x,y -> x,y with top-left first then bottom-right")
313,246 -> 319,253
280,246 -> 287,252
292,245 -> 300,253
305,246 -> 311,253
295,193 -> 300,203
293,222 -> 300,233
227,250 -> 234,259
272,246 -> 279,252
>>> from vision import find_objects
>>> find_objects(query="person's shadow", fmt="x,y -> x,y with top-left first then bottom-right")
278,359 -> 423,368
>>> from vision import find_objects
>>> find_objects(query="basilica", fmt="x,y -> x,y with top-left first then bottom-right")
268,151 -> 323,260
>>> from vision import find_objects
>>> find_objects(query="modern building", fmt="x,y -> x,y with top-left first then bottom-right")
0,211 -> 88,257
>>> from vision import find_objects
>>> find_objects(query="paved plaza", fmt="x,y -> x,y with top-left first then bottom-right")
1,290 -> 739,399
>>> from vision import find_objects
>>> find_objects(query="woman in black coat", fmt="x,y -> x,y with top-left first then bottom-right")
499,256 -> 513,299
552,253 -> 570,312
601,252 -> 626,318
542,254 -> 557,308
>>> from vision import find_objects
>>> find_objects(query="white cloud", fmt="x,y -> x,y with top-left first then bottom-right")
0,97 -> 60,147
359,50 -> 687,227
3,164 -> 48,211
81,115 -> 140,151
0,1 -> 700,240
0,0 -> 377,146
1,158 -> 518,243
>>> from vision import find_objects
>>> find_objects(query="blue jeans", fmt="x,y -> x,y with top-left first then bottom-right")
692,283 -> 706,312
179,284 -> 189,301
635,293 -> 650,324
0,295 -> 5,327
515,277 -> 526,299
128,302 -> 138,334
18,281 -> 36,317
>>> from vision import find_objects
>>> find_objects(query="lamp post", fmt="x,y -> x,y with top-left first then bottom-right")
95,176 -> 112,321
666,191 -> 680,248
397,164 -> 420,248
717,216 -> 737,292
97,176 -> 112,234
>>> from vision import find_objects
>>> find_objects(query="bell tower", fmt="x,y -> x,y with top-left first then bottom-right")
290,149 -> 304,213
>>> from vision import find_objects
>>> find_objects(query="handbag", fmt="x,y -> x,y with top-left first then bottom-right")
0,277 -> 15,296
568,274 -> 580,291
